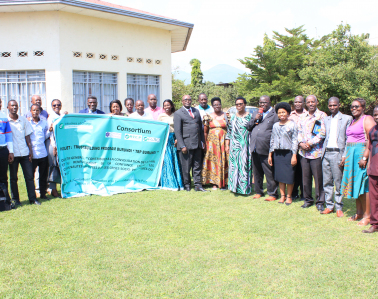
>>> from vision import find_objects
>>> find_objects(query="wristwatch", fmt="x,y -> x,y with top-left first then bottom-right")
362,157 -> 367,161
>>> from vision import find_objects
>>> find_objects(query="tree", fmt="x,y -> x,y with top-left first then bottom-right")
190,58 -> 204,87
236,26 -> 326,104
299,23 -> 378,113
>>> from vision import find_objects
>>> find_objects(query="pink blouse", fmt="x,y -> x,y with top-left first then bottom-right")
346,115 -> 366,143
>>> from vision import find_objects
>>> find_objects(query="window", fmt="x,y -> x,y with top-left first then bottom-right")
33,51 -> 44,57
18,52 -> 28,57
155,59 -> 161,65
127,57 -> 134,62
1,52 -> 11,58
73,52 -> 82,58
111,55 -> 119,61
127,74 -> 160,107
146,59 -> 152,64
86,53 -> 94,59
0,71 -> 46,115
136,58 -> 143,63
99,54 -> 107,60
72,71 -> 118,113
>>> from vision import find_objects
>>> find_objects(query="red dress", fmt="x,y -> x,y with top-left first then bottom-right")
201,119 -> 229,188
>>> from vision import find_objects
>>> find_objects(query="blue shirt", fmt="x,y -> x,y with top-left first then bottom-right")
0,111 -> 13,153
24,109 -> 48,121
29,118 -> 50,159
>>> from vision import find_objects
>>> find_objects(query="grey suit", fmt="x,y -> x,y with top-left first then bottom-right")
174,106 -> 205,188
322,112 -> 352,210
246,108 -> 279,197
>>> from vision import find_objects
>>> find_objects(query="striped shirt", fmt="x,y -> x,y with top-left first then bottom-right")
0,111 -> 13,153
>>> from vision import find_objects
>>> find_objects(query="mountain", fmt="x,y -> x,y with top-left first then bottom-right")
172,64 -> 246,84
203,64 -> 246,84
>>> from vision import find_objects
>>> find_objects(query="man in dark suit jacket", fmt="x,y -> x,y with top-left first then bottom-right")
174,95 -> 207,192
79,96 -> 105,114
246,95 -> 279,201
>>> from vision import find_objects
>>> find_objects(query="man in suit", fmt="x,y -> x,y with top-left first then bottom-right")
174,95 -> 207,192
79,96 -> 105,114
246,95 -> 279,201
321,97 -> 352,217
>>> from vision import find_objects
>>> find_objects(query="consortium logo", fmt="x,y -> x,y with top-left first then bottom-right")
59,124 -> 64,129
105,132 -> 121,139
117,125 -> 151,134
124,134 -> 142,142
143,136 -> 160,143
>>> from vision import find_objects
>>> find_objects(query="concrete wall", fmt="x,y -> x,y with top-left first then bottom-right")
0,10 -> 172,113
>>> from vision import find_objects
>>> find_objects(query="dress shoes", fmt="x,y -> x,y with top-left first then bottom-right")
40,195 -> 49,200
252,194 -> 263,199
265,196 -> 277,202
32,200 -> 41,205
184,187 -> 191,192
362,226 -> 378,233
320,208 -> 334,214
195,187 -> 209,192
301,202 -> 313,208
14,200 -> 22,207
316,204 -> 324,212
336,210 -> 344,217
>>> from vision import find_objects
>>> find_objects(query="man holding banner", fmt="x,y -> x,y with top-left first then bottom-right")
174,95 -> 207,192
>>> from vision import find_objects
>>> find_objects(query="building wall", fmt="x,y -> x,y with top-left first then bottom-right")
0,10 -> 172,113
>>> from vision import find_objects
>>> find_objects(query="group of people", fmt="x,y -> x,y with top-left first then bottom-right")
1,93 -> 378,234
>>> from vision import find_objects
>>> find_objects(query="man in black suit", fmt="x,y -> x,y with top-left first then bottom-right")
79,96 -> 105,114
174,95 -> 207,192
246,95 -> 279,201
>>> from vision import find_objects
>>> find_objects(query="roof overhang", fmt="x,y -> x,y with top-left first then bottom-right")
0,0 -> 193,53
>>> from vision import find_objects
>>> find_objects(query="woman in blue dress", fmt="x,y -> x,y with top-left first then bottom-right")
158,100 -> 184,190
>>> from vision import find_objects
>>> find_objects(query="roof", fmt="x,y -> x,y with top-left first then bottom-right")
0,0 -> 193,52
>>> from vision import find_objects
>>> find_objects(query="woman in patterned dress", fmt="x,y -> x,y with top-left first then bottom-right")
225,97 -> 253,195
157,100 -> 184,190
201,97 -> 229,190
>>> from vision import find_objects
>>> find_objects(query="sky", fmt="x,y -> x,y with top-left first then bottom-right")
106,0 -> 378,73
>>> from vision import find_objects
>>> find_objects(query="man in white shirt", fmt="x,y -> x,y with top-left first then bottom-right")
321,97 -> 352,217
129,100 -> 154,120
7,100 -> 40,206
197,93 -> 214,120
29,104 -> 50,200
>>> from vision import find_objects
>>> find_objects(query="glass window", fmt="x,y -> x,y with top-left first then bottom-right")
72,71 -> 118,113
127,74 -> 160,107
0,70 -> 46,115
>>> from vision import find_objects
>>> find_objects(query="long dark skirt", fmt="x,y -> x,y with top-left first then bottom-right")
274,149 -> 295,184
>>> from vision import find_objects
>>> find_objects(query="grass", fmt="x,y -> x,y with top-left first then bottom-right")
1,173 -> 378,298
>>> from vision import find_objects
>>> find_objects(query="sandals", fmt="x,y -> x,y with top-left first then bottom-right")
285,195 -> 292,206
347,214 -> 363,222
278,195 -> 286,204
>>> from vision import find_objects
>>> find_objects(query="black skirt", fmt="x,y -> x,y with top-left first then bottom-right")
273,149 -> 296,184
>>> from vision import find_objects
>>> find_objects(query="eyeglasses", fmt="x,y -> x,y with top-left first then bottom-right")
350,105 -> 361,110
235,103 -> 244,106
52,104 -> 61,107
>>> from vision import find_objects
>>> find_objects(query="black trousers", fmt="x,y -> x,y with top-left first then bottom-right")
9,155 -> 37,203
292,154 -> 303,197
178,147 -> 202,188
252,152 -> 278,197
32,157 -> 48,197
0,146 -> 10,200
301,157 -> 325,205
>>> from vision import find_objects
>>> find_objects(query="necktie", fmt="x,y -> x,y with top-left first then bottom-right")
188,109 -> 194,118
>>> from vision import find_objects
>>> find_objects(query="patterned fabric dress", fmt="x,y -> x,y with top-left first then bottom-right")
226,114 -> 253,194
160,132 -> 184,191
201,118 -> 229,188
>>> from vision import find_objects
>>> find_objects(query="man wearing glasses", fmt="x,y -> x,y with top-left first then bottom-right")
246,95 -> 279,201
174,95 -> 207,192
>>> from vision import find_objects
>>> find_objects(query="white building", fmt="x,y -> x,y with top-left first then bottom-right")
0,0 -> 193,115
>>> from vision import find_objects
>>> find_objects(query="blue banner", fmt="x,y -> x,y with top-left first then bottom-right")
54,114 -> 169,198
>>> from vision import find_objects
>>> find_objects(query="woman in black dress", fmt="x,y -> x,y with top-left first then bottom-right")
268,102 -> 298,205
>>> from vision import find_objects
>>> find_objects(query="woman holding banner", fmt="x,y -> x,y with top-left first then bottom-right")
158,100 -> 184,190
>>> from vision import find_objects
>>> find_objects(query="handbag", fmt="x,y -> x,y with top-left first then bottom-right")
48,156 -> 61,184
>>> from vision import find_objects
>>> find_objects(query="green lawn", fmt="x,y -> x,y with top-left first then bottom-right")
1,174 -> 377,298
